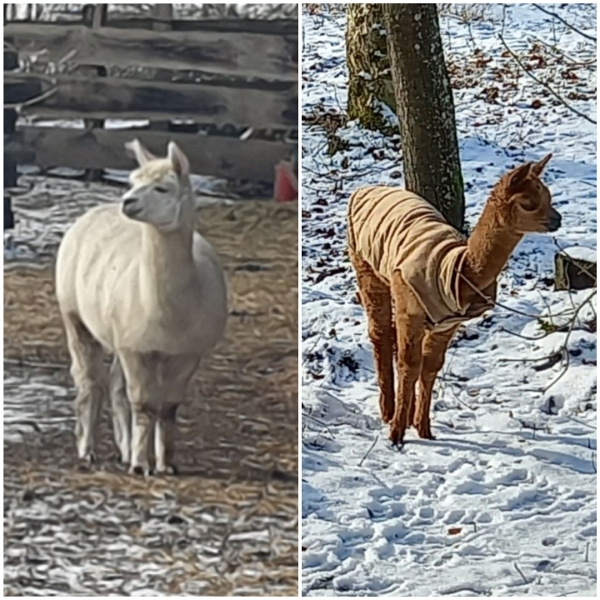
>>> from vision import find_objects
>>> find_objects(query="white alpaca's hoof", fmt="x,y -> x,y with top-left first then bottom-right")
155,464 -> 178,476
129,464 -> 152,476
77,448 -> 97,464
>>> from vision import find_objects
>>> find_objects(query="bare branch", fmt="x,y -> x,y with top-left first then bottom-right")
532,4 -> 597,43
544,289 -> 597,392
497,33 -> 596,125
4,85 -> 58,110
459,271 -> 578,320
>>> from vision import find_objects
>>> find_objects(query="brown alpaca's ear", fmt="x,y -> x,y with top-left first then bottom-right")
507,162 -> 532,193
531,153 -> 552,177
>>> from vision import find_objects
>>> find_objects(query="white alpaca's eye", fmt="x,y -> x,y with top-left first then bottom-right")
155,185 -> 168,194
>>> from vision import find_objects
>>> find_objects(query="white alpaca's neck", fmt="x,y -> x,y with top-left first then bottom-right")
139,219 -> 195,306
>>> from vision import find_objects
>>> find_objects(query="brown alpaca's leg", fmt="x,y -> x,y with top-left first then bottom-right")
390,273 -> 426,445
415,327 -> 458,439
349,250 -> 395,422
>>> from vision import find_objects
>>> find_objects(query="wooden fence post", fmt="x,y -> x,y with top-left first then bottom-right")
152,4 -> 173,31
82,4 -> 108,182
4,44 -> 19,230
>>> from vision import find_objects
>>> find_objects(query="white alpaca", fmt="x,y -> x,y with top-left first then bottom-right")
55,140 -> 228,475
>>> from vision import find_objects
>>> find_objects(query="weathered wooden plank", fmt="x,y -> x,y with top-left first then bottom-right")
107,17 -> 298,36
8,73 -> 297,127
4,77 -> 42,104
4,47 -> 19,71
4,136 -> 35,164
12,126 -> 297,182
6,17 -> 298,36
3,22 -> 298,80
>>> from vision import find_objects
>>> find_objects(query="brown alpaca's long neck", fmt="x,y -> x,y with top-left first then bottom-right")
462,199 -> 522,290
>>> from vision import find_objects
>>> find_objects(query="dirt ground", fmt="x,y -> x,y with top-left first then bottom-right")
4,189 -> 298,595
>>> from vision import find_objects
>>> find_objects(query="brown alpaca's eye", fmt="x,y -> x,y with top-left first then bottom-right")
520,198 -> 538,212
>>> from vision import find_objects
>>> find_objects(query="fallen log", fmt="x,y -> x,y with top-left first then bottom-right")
554,246 -> 596,291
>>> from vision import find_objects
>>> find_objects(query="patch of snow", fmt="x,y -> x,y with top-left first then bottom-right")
302,4 -> 596,597
561,246 -> 597,263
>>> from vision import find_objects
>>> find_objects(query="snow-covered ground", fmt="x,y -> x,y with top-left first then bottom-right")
301,4 -> 596,596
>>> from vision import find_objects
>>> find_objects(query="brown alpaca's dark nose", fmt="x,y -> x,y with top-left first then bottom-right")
548,208 -> 562,232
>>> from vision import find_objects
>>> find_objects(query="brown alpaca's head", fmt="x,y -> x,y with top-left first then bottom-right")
496,153 -> 562,234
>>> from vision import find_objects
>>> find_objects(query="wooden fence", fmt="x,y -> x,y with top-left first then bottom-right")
3,5 -> 298,193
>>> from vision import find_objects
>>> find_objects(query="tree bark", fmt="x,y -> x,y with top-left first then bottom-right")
346,3 -> 395,132
383,3 -> 465,231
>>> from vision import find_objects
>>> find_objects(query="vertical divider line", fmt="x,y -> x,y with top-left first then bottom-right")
297,1 -> 303,594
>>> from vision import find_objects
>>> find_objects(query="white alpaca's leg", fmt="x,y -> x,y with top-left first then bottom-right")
63,314 -> 105,462
154,405 -> 178,475
129,405 -> 154,476
109,356 -> 131,464
119,352 -> 154,475
153,356 -> 198,475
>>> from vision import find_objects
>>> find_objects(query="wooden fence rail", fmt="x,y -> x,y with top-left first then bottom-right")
3,5 -> 298,212
6,73 -> 297,127
3,21 -> 298,79
9,127 -> 292,182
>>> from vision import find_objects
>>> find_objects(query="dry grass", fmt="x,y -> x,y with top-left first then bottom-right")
4,199 -> 299,596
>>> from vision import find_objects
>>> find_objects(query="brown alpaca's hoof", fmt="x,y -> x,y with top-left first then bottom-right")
415,422 -> 435,440
388,424 -> 405,446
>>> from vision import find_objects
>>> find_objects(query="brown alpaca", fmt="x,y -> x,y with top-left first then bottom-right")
347,155 -> 561,445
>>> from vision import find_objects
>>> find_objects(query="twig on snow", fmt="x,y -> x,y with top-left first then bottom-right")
514,562 -> 529,585
358,434 -> 379,467
302,410 -> 335,440
563,414 -> 596,431
499,326 -> 550,342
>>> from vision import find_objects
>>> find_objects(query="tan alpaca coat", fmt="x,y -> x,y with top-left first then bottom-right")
347,186 -> 496,328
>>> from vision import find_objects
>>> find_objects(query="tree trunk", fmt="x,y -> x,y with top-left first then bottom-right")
346,3 -> 395,132
383,3 -> 465,231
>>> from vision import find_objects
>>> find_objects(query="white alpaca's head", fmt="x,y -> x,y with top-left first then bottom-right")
121,139 -> 193,232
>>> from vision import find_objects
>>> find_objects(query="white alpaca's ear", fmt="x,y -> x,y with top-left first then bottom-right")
531,153 -> 552,177
168,141 -> 190,178
125,139 -> 156,166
